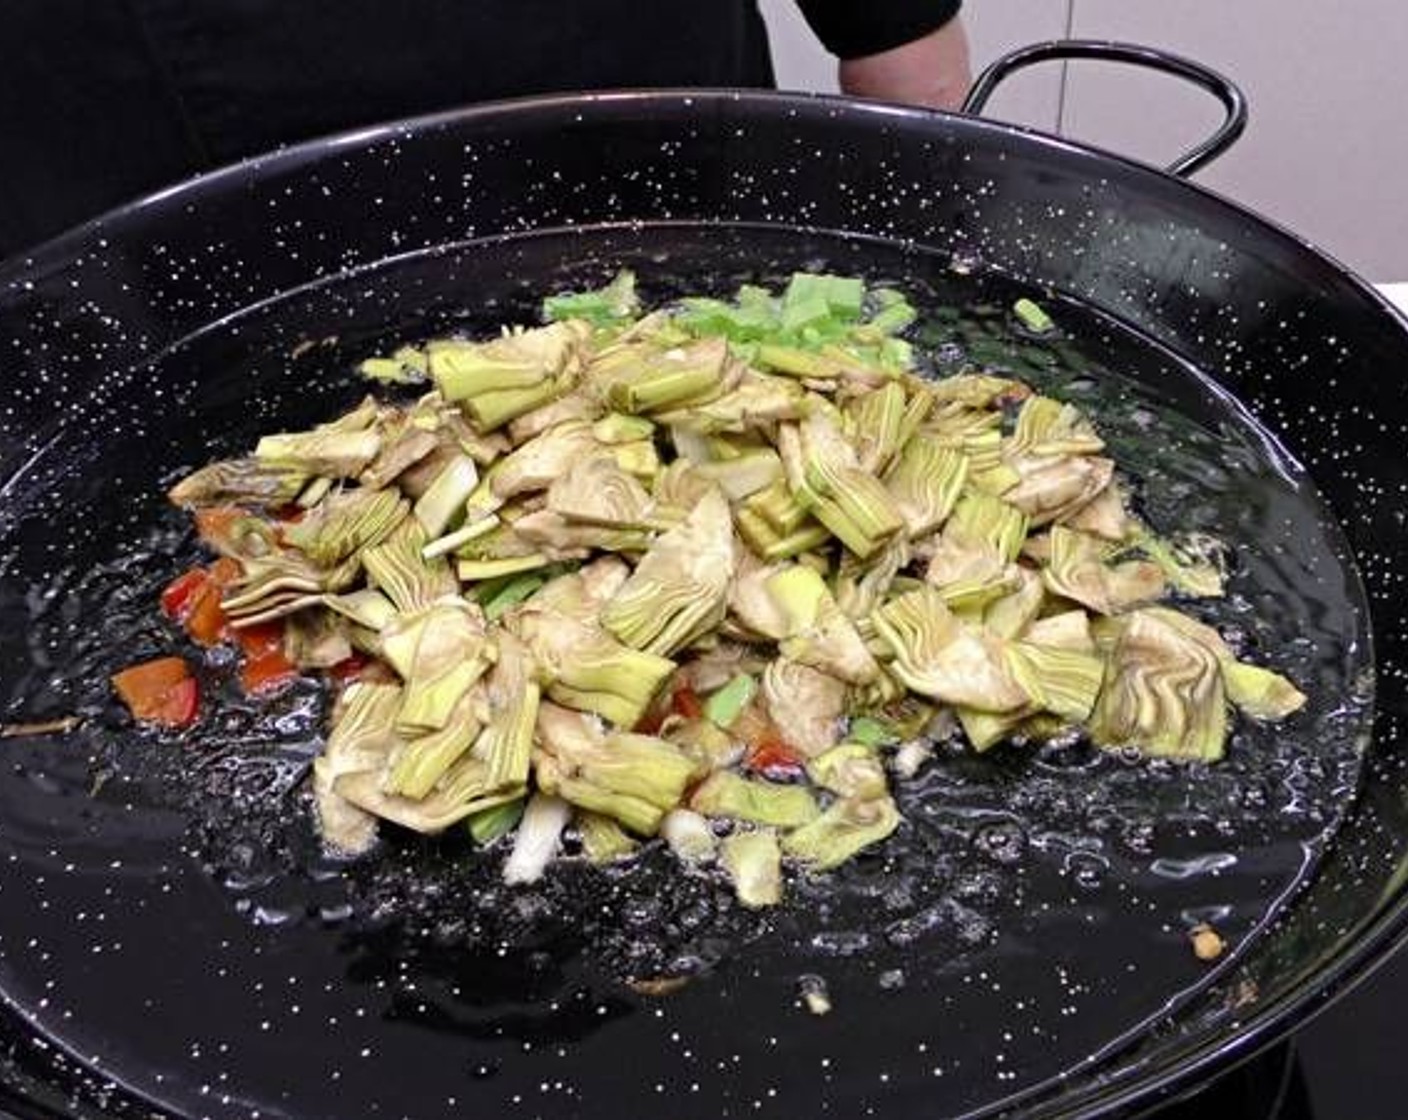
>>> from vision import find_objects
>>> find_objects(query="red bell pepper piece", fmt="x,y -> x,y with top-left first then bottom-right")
112,656 -> 199,728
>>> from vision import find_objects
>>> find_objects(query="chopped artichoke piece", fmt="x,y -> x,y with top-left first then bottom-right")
1004,456 -> 1115,527
720,829 -> 783,908
734,508 -> 832,562
967,462 -> 1022,497
1023,609 -> 1097,653
945,493 -> 1029,565
1089,609 -> 1228,761
746,478 -> 811,535
335,768 -> 522,835
806,743 -> 888,800
384,689 -> 484,799
658,375 -> 805,434
168,458 -> 310,508
284,487 -> 409,567
765,565 -> 880,685
296,476 -> 335,510
1222,660 -> 1307,720
456,554 -> 553,581
592,412 -> 656,444
578,811 -> 640,862
474,634 -> 540,791
491,421 -> 602,501
574,731 -> 700,809
599,338 -> 729,414
761,658 -> 846,757
981,566 -> 1047,640
782,795 -> 900,871
411,453 -> 480,538
791,411 -> 905,559
378,601 -> 494,734
359,425 -> 441,491
535,714 -> 698,834
834,537 -> 910,620
690,771 -> 819,828
511,510 -> 651,557
526,557 -> 629,620
255,425 -> 382,478
514,603 -> 673,727
1043,525 -> 1166,615
1135,532 -> 1227,598
955,706 -> 1027,752
846,381 -> 908,475
283,608 -> 354,669
428,321 -> 586,401
1008,396 -> 1104,459
601,488 -> 736,657
1065,481 -> 1137,541
361,520 -> 459,614
1008,641 -> 1105,723
1134,607 -> 1306,721
464,380 -> 571,433
222,548 -> 362,624
312,681 -> 403,856
692,450 -> 785,501
547,456 -> 653,528
929,373 -> 1031,410
534,763 -> 663,836
651,460 -> 715,522
322,587 -> 399,631
506,388 -> 603,444
883,440 -> 969,538
755,343 -> 843,380
871,586 -> 1028,712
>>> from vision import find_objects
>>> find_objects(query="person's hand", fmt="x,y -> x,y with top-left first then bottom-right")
838,15 -> 972,111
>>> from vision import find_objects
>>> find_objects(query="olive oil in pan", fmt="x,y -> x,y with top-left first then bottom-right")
0,223 -> 1372,1120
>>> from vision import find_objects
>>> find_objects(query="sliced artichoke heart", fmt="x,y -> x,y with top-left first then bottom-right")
871,586 -> 1029,713
1089,609 -> 1228,762
764,564 -> 880,685
284,486 -> 409,567
546,455 -> 654,528
601,488 -> 736,657
168,458 -> 310,508
1043,525 -> 1166,615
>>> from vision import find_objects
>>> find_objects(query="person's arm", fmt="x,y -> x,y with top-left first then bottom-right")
793,2 -> 971,111
838,17 -> 970,111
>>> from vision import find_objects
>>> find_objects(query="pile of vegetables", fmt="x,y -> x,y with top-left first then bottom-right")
117,271 -> 1306,907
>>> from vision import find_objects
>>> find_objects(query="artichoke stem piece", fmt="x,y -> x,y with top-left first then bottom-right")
782,795 -> 900,871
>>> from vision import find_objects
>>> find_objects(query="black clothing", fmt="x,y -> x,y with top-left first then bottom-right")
0,0 -> 960,258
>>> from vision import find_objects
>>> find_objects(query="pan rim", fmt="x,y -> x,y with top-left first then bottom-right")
0,85 -> 1406,1120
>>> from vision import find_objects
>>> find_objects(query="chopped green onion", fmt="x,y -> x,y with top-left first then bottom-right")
703,673 -> 757,729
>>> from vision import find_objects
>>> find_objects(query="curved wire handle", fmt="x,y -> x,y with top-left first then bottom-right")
962,40 -> 1249,178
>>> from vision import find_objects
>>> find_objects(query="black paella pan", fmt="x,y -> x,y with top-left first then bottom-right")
0,41 -> 1405,1120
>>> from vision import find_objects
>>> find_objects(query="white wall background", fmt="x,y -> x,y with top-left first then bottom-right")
759,0 -> 1408,281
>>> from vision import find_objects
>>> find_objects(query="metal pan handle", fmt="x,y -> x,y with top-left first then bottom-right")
961,40 -> 1249,177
